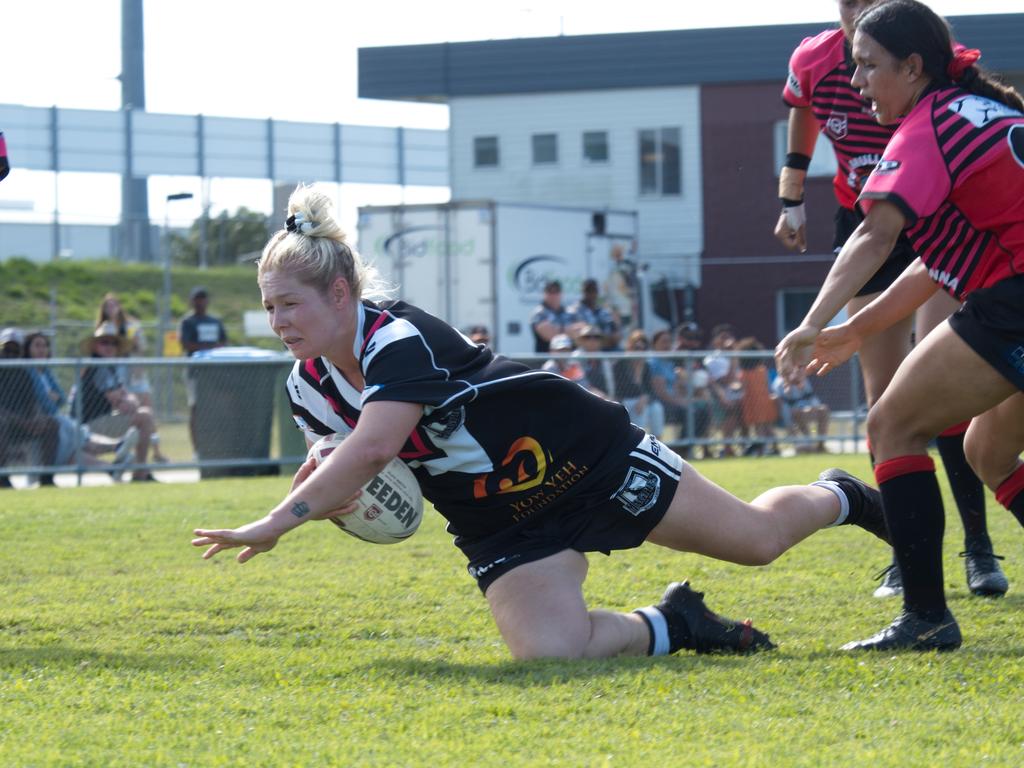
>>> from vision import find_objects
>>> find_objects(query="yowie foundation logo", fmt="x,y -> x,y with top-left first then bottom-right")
474,437 -> 549,499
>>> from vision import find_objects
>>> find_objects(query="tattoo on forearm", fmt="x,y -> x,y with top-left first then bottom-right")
291,500 -> 311,518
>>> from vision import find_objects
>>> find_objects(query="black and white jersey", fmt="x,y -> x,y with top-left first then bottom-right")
287,300 -> 638,541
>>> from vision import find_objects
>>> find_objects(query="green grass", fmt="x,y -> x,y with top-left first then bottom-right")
2,454 -> 1023,766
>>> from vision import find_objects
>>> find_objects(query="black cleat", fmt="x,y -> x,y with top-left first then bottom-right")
655,581 -> 776,655
841,609 -> 962,652
872,561 -> 904,598
818,468 -> 890,545
961,547 -> 1009,597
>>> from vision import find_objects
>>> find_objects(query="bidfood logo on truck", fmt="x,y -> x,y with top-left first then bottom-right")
510,255 -> 582,300
376,226 -> 476,262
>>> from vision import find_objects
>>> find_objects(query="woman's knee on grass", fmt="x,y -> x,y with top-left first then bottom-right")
866,399 -> 933,459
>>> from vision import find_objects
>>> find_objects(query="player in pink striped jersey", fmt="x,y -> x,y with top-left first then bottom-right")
777,0 -> 1024,651
777,0 -> 1003,600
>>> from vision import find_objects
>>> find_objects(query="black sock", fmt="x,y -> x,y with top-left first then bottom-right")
935,431 -> 987,542
875,457 -> 947,622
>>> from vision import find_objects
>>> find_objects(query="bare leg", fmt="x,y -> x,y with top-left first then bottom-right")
646,463 -> 844,565
485,550 -> 650,660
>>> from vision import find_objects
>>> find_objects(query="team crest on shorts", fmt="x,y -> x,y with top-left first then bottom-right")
826,111 -> 848,140
613,467 -> 661,517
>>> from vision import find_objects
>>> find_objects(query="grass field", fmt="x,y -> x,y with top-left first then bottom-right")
2,454 -> 1023,766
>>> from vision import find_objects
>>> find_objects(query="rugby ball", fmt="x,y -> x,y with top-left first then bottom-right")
307,433 -> 423,544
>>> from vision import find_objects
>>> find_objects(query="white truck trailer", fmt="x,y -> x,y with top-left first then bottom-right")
357,201 -> 654,355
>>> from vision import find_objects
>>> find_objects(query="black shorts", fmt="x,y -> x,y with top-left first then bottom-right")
460,433 -> 684,594
834,207 -> 918,297
948,275 -> 1024,392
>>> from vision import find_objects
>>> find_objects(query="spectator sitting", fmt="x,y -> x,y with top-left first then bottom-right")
541,333 -> 588,386
97,292 -> 169,463
771,366 -> 831,453
647,329 -> 698,448
568,278 -> 620,350
734,337 -> 779,456
466,325 -> 491,347
0,327 -> 56,487
2,329 -> 126,488
73,323 -> 159,483
26,330 -> 132,483
573,324 -> 610,398
613,330 -> 665,438
529,280 -> 577,353
673,322 -> 712,446
703,324 -> 746,457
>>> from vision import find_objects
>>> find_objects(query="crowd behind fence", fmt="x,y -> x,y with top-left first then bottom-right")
0,349 -> 867,487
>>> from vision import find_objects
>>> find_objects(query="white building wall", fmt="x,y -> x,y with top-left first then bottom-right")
449,86 -> 703,284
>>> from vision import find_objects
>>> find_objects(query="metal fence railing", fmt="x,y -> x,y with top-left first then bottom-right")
0,349 -> 866,487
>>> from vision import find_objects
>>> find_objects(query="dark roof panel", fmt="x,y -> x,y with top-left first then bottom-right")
359,14 -> 1024,101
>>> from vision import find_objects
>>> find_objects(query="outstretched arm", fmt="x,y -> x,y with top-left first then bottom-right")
775,200 -> 906,379
807,259 -> 939,376
192,400 -> 424,562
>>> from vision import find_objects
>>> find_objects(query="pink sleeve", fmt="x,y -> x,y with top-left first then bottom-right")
858,115 -> 950,224
782,37 -> 817,108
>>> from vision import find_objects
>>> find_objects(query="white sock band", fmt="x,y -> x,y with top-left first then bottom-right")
811,479 -> 850,527
634,606 -> 670,656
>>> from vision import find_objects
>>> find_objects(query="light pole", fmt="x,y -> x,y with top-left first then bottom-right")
158,192 -> 194,356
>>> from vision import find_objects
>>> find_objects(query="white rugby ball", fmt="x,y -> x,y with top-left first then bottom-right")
307,433 -> 423,544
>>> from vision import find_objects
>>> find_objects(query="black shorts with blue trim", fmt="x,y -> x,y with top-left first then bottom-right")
459,432 -> 685,594
834,206 -> 917,297
948,274 -> 1024,392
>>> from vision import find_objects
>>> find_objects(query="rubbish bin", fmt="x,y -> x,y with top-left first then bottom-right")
276,365 -> 308,476
191,346 -> 288,479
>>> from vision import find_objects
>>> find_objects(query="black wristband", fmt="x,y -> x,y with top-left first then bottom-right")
784,152 -> 812,171
780,197 -> 803,208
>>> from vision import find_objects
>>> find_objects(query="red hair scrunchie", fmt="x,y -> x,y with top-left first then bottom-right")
948,48 -> 981,81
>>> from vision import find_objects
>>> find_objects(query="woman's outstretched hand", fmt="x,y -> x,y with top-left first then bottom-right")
775,324 -> 820,382
807,322 -> 863,377
192,517 -> 284,564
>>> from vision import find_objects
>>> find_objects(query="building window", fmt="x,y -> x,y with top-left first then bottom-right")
638,127 -> 681,196
583,131 -> 609,163
532,133 -> 558,165
776,288 -> 847,340
773,121 -> 836,177
474,136 -> 499,168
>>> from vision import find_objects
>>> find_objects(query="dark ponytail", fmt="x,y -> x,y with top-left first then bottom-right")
857,0 -> 1024,112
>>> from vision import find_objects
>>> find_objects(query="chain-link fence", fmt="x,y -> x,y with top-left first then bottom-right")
0,349 -> 867,487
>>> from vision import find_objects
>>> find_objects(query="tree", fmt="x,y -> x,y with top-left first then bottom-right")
167,207 -> 270,267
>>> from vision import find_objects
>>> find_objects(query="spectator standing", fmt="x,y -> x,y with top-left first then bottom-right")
569,279 -> 620,350
179,286 -> 227,451
735,337 -> 780,456
604,243 -> 639,333
96,293 -> 169,463
613,330 -> 665,438
529,280 -> 576,353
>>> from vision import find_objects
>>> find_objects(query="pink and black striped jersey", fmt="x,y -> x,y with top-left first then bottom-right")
859,87 -> 1024,300
783,29 -> 894,210
285,299 -> 636,539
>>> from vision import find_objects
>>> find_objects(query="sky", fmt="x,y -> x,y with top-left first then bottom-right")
1,0 -> 1021,234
